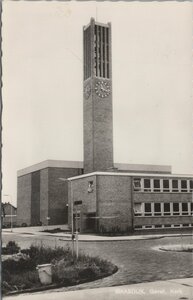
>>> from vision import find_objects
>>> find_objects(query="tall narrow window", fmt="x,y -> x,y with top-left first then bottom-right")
153,179 -> 160,192
144,203 -> 152,216
191,203 -> 193,214
154,203 -> 161,216
164,203 -> 170,215
163,179 -> 169,192
182,203 -> 188,215
189,180 -> 193,192
173,203 -> 180,215
172,180 -> 178,192
144,179 -> 151,192
181,180 -> 187,192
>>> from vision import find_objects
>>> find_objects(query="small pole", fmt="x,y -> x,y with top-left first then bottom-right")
71,181 -> 74,259
11,204 -> 13,232
75,206 -> 79,259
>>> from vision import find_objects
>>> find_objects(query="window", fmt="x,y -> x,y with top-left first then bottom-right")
133,178 -> 142,192
144,203 -> 152,216
88,181 -> 94,193
182,203 -> 188,215
163,179 -> 169,192
172,180 -> 179,192
155,225 -> 162,228
191,203 -> 193,214
173,203 -> 180,215
153,179 -> 160,192
134,203 -> 143,216
144,179 -> 151,192
164,203 -> 170,215
173,224 -> 181,228
164,224 -> 171,228
190,180 -> 193,192
154,203 -> 161,216
181,180 -> 187,192
182,224 -> 189,227
144,225 -> 153,229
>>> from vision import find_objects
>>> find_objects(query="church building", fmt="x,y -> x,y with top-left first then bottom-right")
17,18 -> 193,233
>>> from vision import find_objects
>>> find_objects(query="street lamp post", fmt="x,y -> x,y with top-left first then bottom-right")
59,178 -> 74,258
3,194 -> 13,232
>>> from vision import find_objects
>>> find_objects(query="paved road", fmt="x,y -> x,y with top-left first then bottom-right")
2,231 -> 193,292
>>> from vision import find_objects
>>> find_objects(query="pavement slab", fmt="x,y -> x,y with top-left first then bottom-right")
4,278 -> 193,300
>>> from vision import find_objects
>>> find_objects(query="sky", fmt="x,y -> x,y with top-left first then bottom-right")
2,1 -> 193,206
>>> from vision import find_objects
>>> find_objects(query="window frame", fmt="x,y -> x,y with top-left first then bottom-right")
144,203 -> 152,216
144,179 -> 151,192
153,179 -> 161,192
172,179 -> 179,192
163,179 -> 170,192
163,203 -> 171,216
181,180 -> 188,192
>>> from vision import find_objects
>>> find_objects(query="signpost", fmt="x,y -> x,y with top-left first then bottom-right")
74,200 -> 82,259
58,178 -> 82,260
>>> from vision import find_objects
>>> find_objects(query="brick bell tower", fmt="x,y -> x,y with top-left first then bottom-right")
83,18 -> 114,173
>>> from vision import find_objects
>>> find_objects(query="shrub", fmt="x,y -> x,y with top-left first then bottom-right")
2,245 -> 118,295
2,270 -> 40,294
2,258 -> 35,273
2,241 -> 20,255
21,245 -> 68,265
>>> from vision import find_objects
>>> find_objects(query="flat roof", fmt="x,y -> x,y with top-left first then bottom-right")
17,160 -> 83,177
114,163 -> 171,174
68,171 -> 193,181
17,160 -> 176,178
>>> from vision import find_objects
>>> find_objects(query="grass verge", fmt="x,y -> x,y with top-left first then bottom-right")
159,244 -> 193,252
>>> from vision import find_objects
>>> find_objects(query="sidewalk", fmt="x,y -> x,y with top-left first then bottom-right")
3,226 -> 193,241
5,278 -> 193,300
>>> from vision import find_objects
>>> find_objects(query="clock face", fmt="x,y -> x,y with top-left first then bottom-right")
95,81 -> 110,98
84,83 -> 91,99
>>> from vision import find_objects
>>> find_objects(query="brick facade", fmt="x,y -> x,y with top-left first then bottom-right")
83,19 -> 114,173
17,162 -> 83,226
17,174 -> 32,226
67,172 -> 193,233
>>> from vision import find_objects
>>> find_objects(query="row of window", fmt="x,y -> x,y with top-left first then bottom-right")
133,178 -> 193,193
134,202 -> 193,217
135,224 -> 193,230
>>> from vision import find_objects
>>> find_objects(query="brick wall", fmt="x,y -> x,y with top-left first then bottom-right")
68,175 -> 97,232
31,171 -> 40,225
97,175 -> 132,232
17,174 -> 32,226
134,216 -> 193,226
133,192 -> 192,203
83,78 -> 114,173
48,167 -> 83,225
40,168 -> 49,225
17,166 -> 83,227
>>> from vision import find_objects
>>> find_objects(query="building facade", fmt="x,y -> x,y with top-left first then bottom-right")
83,18 -> 114,173
17,160 -> 83,226
68,172 -> 193,233
17,18 -> 193,232
2,202 -> 17,227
